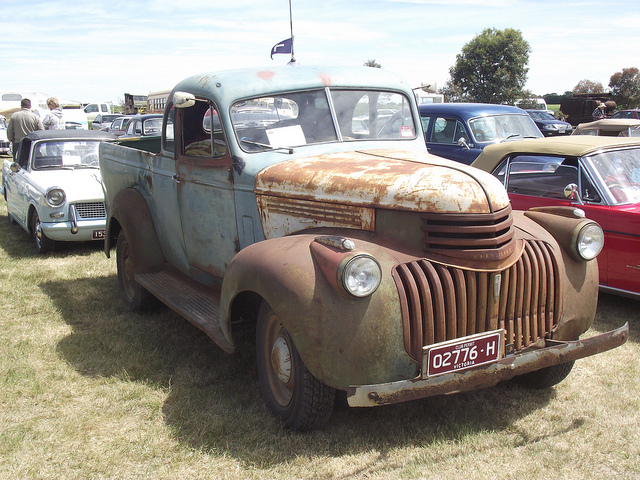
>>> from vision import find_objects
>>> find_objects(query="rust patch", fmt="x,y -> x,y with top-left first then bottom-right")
319,74 -> 333,86
258,70 -> 276,80
255,149 -> 510,215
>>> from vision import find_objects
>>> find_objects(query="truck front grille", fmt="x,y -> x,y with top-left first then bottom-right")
74,202 -> 106,219
392,239 -> 561,360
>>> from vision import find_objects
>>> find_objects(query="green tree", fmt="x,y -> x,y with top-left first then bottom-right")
442,28 -> 530,104
573,79 -> 604,94
364,59 -> 381,68
609,67 -> 640,108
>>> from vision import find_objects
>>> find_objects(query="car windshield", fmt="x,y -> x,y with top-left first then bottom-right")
585,147 -> 640,205
469,114 -> 542,143
32,140 -> 101,169
232,88 -> 415,152
528,111 -> 556,121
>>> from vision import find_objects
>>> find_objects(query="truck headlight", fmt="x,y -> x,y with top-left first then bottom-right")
45,188 -> 66,207
574,222 -> 604,260
339,255 -> 382,297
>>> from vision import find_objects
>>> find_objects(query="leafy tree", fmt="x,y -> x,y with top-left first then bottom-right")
609,67 -> 640,108
364,59 -> 381,68
442,28 -> 530,104
572,79 -> 605,94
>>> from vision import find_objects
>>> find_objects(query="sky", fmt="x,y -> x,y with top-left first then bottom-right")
2,0 -> 639,106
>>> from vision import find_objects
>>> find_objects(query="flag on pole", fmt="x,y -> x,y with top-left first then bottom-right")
270,38 -> 293,59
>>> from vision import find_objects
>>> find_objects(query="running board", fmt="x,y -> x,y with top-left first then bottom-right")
135,268 -> 235,354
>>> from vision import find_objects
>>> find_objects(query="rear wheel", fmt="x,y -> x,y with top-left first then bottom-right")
116,229 -> 156,311
256,302 -> 335,431
31,210 -> 54,254
514,361 -> 575,389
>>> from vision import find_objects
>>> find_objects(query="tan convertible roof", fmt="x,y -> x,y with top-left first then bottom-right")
472,136 -> 640,172
574,118 -> 640,134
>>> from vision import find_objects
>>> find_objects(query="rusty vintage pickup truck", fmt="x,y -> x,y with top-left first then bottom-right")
99,65 -> 628,430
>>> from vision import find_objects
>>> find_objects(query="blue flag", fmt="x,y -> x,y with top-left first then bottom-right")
271,38 -> 293,59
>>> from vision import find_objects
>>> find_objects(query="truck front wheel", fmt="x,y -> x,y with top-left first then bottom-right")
256,302 -> 335,431
116,229 -> 155,311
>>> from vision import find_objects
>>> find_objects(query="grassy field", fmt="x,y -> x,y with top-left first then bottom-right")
0,197 -> 639,479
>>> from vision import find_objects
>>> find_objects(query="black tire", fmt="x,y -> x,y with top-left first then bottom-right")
513,361 -> 575,390
256,302 -> 335,431
31,210 -> 55,254
116,229 -> 156,311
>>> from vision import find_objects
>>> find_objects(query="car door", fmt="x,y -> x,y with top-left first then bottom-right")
174,99 -> 237,281
4,138 -> 33,227
424,116 -> 476,164
497,154 -> 611,286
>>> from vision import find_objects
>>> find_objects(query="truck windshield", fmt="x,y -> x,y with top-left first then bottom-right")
232,88 -> 416,152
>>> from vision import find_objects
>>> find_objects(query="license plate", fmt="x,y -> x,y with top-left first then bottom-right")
423,330 -> 504,377
92,229 -> 105,240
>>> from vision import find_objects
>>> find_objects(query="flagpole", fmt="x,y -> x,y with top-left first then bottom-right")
289,0 -> 296,63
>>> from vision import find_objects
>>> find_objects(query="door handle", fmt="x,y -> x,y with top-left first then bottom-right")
172,174 -> 181,184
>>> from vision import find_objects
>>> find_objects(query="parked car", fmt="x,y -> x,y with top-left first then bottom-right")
1,130 -> 115,253
525,109 -> 573,136
104,116 -> 130,136
83,102 -> 112,122
117,114 -> 164,153
0,115 -> 10,155
418,103 -> 543,164
91,113 -> 121,131
610,109 -> 640,120
472,136 -> 640,299
573,119 -> 640,137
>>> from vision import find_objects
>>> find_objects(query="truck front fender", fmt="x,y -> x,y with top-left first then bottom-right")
106,187 -> 166,273
220,233 -> 417,390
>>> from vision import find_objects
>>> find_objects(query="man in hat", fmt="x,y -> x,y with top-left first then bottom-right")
592,102 -> 607,121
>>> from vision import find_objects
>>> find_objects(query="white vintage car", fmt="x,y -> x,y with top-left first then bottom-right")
2,129 -> 115,253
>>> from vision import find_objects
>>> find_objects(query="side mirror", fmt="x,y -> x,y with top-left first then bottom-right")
10,162 -> 21,173
564,183 -> 583,205
173,91 -> 196,109
457,137 -> 471,150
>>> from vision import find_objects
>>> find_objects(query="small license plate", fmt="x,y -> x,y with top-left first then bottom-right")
423,330 -> 504,377
92,229 -> 105,240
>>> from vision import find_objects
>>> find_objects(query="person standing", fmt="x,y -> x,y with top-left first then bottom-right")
7,98 -> 43,157
592,102 -> 607,121
43,97 -> 65,130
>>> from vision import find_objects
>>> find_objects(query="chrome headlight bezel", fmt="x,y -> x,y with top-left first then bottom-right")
573,222 -> 604,261
45,187 -> 66,207
338,254 -> 382,298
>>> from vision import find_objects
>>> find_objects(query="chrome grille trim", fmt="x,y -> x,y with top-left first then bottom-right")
73,202 -> 106,219
392,240 -> 561,360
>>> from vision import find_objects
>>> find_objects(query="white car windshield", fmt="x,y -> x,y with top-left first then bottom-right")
32,141 -> 101,169
232,88 -> 416,152
586,147 -> 640,205
469,114 -> 542,143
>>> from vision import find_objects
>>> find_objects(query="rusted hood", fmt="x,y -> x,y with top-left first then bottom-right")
255,149 -> 510,214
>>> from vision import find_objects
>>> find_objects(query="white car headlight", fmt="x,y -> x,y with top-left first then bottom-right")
45,187 -> 66,207
574,222 -> 604,260
339,254 -> 382,297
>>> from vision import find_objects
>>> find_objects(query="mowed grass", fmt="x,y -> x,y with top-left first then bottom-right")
0,196 -> 639,479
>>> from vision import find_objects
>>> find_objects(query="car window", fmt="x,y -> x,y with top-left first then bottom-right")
32,141 -> 101,169
181,101 -> 226,159
503,155 -> 579,199
585,148 -> 640,205
430,117 -> 468,144
469,114 -> 541,142
143,118 -> 162,135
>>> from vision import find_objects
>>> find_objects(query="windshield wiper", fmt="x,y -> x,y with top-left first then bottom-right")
240,138 -> 294,154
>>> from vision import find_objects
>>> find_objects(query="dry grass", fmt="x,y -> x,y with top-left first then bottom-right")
0,196 -> 639,479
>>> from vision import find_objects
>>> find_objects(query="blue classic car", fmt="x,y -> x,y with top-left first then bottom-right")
418,103 -> 543,164
2,129 -> 115,253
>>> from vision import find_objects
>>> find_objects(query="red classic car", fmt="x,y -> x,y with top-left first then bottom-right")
473,136 -> 640,299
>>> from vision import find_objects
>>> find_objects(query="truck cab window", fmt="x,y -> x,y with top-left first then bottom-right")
182,101 -> 226,158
